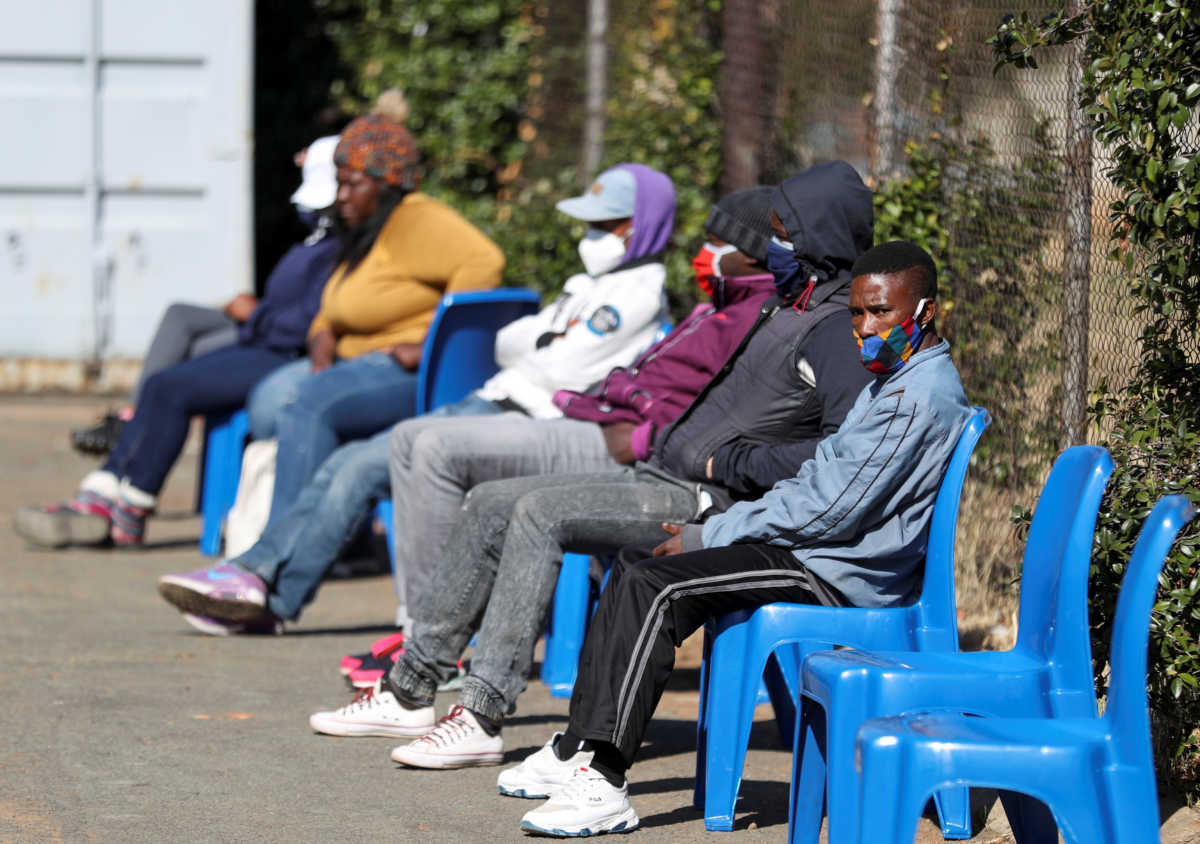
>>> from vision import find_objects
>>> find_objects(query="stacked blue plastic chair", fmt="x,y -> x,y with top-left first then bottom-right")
539,319 -> 675,698
791,444 -> 1115,844
853,494 -> 1193,844
692,406 -> 991,833
200,288 -> 541,556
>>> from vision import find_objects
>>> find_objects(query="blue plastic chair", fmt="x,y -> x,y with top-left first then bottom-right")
853,494 -> 1193,844
791,444 -> 1115,844
692,407 -> 991,833
198,409 -> 251,555
541,552 -> 596,696
538,318 -> 675,697
200,288 -> 541,556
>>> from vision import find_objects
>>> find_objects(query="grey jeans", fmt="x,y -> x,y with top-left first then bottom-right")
388,468 -> 699,722
134,303 -> 238,406
386,414 -> 622,628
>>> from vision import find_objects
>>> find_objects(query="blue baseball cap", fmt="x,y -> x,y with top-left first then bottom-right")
555,168 -> 636,222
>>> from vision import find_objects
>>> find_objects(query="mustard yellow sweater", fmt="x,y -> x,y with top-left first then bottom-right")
308,192 -> 505,359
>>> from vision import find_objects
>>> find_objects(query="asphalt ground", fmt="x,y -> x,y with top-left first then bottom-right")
2,395 -> 1196,843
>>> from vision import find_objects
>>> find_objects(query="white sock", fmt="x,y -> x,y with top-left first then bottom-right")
79,470 -> 119,500
118,478 -> 156,510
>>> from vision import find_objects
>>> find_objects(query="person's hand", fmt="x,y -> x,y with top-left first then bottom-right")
223,293 -> 259,323
386,343 -> 423,371
705,455 -> 714,479
601,422 -> 637,464
308,329 -> 336,373
652,522 -> 685,557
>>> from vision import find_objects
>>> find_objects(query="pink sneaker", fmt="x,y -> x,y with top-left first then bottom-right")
158,562 -> 270,623
339,630 -> 406,675
180,613 -> 282,636
109,497 -> 149,546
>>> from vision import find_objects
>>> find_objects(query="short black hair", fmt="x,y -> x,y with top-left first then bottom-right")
851,241 -> 938,300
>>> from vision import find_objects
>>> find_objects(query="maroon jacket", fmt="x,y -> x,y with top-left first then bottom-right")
552,272 -> 776,460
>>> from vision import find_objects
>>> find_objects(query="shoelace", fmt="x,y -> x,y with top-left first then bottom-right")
415,705 -> 474,748
340,685 -> 378,713
556,767 -> 605,803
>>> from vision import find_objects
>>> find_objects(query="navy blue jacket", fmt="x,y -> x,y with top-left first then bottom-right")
238,220 -> 339,352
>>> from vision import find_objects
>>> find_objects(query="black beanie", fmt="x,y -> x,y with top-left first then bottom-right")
704,185 -> 775,263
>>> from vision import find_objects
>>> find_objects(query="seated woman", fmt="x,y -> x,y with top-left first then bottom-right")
14,135 -> 343,548
239,90 -> 505,526
69,138 -> 343,457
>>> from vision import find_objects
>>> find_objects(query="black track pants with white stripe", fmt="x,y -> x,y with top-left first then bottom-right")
566,542 -> 831,767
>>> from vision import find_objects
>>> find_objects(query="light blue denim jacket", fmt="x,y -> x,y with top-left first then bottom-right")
694,339 -> 971,608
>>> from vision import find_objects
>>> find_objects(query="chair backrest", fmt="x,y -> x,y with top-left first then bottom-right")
1014,445 -> 1114,712
1106,495 -> 1194,764
914,407 -> 991,648
416,288 -> 541,414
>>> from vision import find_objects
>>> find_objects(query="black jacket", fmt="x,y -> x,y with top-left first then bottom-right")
644,161 -> 875,505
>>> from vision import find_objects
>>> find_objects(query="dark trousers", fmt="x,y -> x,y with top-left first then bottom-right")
103,343 -> 293,495
567,542 -> 838,767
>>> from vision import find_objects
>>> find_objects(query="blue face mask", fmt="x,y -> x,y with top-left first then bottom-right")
296,207 -> 319,229
766,236 -> 808,298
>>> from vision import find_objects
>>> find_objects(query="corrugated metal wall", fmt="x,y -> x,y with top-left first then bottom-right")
0,0 -> 252,372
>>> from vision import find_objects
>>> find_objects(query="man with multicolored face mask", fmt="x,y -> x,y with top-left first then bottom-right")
503,240 -> 972,837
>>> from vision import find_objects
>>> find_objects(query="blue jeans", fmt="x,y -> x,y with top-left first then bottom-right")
231,392 -> 507,621
253,352 -> 421,525
104,344 -> 293,495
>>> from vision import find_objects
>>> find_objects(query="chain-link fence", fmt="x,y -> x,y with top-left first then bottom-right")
514,0 -> 1139,621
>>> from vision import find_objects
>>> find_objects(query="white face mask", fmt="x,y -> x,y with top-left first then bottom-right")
578,227 -> 630,277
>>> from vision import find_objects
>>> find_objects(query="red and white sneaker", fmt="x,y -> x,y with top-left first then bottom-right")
308,679 -> 434,738
390,705 -> 503,769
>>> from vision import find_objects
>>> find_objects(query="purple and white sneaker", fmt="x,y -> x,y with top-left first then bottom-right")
180,613 -> 282,636
158,562 -> 270,624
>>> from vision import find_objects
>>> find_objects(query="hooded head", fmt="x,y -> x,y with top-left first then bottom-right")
556,163 -> 676,273
768,161 -> 874,299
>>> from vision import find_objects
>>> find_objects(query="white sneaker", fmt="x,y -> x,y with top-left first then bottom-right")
389,704 -> 503,769
308,679 -> 435,738
520,766 -> 639,837
497,732 -> 593,799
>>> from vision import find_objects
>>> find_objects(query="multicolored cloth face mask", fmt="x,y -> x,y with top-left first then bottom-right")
855,298 -> 930,374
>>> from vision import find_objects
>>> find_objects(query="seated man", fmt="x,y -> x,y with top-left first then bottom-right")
305,162 -> 875,752
511,241 -> 972,836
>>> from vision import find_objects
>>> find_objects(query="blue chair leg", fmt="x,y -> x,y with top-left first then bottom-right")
700,618 -> 770,831
789,697 -> 828,844
375,499 -> 395,574
199,410 -> 248,556
693,624 -> 714,810
541,552 -> 592,697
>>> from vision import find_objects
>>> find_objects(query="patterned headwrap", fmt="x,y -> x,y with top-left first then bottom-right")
334,114 -> 421,190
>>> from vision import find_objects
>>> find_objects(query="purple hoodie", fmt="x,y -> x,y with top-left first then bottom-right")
552,271 -> 776,460
614,163 -> 676,264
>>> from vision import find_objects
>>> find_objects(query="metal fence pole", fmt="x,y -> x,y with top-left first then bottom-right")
1061,13 -> 1093,447
718,0 -> 766,191
872,0 -> 902,178
582,0 -> 608,183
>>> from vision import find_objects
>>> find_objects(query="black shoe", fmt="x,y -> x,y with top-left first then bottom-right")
70,412 -> 126,456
